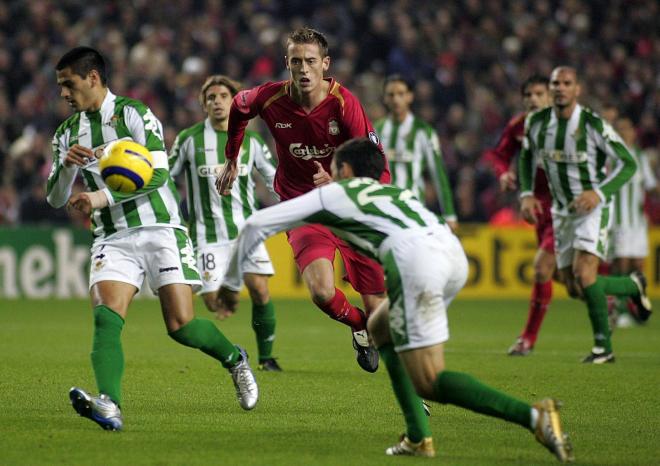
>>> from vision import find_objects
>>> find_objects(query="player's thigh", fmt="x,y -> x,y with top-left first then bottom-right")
336,239 -> 386,296
552,211 -> 576,270
572,203 -> 612,262
398,343 -> 446,399
385,231 -> 467,353
287,224 -> 337,273
90,281 -> 138,318
301,258 -> 336,301
366,298 -> 391,347
140,228 -> 202,294
196,243 -> 233,295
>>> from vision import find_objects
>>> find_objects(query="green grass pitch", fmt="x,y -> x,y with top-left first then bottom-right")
1,297 -> 659,465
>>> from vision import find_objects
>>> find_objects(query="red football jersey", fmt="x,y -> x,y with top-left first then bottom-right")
483,112 -> 551,202
226,78 -> 390,200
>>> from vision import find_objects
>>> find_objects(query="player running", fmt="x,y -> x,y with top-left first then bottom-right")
483,75 -> 554,356
170,75 -> 282,371
47,47 -> 258,431
216,27 -> 390,373
375,74 -> 457,230
220,138 -> 574,462
519,66 -> 651,364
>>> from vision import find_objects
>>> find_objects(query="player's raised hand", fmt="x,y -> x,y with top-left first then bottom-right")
313,161 -> 332,187
520,195 -> 542,224
64,144 -> 94,167
216,158 -> 239,196
499,171 -> 517,192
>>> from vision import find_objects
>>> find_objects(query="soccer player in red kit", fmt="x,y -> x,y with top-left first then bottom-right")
216,27 -> 390,372
483,75 -> 553,356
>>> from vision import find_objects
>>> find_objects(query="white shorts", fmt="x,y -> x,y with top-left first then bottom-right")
384,227 -> 468,352
89,227 -> 201,293
610,226 -> 649,259
553,203 -> 612,269
197,241 -> 274,294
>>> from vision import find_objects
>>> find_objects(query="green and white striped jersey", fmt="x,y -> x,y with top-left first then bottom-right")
613,147 -> 657,229
375,113 -> 456,220
519,104 -> 637,213
223,177 -> 445,291
169,119 -> 276,248
46,90 -> 184,241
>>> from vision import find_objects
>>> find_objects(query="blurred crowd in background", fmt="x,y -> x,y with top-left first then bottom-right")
1,0 -> 658,227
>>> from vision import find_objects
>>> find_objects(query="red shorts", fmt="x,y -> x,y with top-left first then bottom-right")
286,224 -> 385,295
535,199 -> 555,254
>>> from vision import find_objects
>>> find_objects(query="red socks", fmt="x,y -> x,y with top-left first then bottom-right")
316,288 -> 367,332
521,281 -> 552,345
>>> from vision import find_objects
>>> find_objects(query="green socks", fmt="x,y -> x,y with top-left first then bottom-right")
599,275 -> 639,297
582,279 -> 613,352
252,301 -> 276,362
433,371 -> 532,429
379,343 -> 431,442
169,318 -> 240,368
91,305 -> 125,405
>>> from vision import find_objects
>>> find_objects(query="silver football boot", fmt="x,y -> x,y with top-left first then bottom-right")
228,346 -> 259,410
69,387 -> 123,431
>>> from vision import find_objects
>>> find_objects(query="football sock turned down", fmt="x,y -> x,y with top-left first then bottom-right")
91,305 -> 125,405
316,288 -> 367,332
582,279 -> 613,352
433,371 -> 532,429
252,301 -> 276,362
379,343 -> 432,442
169,318 -> 240,368
521,280 -> 552,345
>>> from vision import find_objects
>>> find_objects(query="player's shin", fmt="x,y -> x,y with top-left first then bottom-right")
252,301 -> 276,361
168,318 -> 240,368
379,343 -> 431,442
91,305 -> 125,405
432,370 -> 532,429
317,288 -> 367,331
521,280 -> 552,345
582,279 -> 613,352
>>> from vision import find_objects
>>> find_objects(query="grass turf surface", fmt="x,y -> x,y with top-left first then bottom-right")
1,298 -> 659,465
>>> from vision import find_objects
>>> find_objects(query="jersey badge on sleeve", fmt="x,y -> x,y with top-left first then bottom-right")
368,131 -> 380,146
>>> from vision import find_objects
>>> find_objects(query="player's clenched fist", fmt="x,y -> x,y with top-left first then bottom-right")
64,144 -> 95,167
313,161 -> 332,187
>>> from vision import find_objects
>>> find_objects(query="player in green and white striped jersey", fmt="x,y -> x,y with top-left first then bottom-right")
610,116 -> 658,327
519,66 -> 651,364
47,48 -> 258,431
221,138 -> 574,462
375,75 -> 457,230
170,75 -> 281,371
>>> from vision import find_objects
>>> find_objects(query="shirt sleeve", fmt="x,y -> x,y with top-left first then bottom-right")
483,117 -> 522,178
223,188 -> 325,290
168,132 -> 190,178
46,130 -> 79,208
226,87 -> 262,161
518,114 -> 536,198
422,127 -> 456,220
251,134 -> 277,197
341,90 -> 391,184
589,119 -> 637,202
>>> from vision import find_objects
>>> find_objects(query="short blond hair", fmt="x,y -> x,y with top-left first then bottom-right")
199,75 -> 241,106
286,27 -> 329,57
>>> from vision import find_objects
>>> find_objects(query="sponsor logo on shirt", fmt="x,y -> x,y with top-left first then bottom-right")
197,164 -> 249,177
540,149 -> 588,164
328,119 -> 339,135
275,122 -> 292,129
386,148 -> 415,162
288,143 -> 334,160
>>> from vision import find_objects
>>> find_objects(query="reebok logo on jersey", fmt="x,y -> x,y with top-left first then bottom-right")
289,143 -> 334,160
275,122 -> 292,129
159,266 -> 179,273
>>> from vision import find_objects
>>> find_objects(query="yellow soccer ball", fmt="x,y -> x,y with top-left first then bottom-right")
99,140 -> 154,193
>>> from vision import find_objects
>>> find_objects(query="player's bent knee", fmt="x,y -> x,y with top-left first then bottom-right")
309,285 -> 336,305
